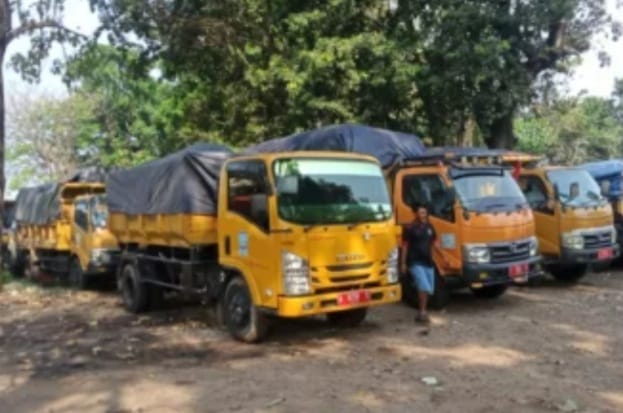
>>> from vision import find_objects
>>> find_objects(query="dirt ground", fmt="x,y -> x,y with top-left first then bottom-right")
1,271 -> 623,413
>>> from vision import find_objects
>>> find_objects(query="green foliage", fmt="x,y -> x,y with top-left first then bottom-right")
7,93 -> 99,188
515,91 -> 623,164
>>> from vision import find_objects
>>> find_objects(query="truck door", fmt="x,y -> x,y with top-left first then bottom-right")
217,159 -> 280,308
521,174 -> 559,257
72,198 -> 91,270
394,170 -> 458,272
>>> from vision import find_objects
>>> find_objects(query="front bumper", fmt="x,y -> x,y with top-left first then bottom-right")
459,255 -> 543,288
276,283 -> 401,318
558,244 -> 620,265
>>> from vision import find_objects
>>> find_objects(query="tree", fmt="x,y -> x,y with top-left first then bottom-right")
393,0 -> 621,148
6,92 -> 98,188
0,0 -> 85,266
88,0 -> 425,145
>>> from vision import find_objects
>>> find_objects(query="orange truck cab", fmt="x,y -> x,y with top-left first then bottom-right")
393,149 -> 541,307
502,152 -> 619,281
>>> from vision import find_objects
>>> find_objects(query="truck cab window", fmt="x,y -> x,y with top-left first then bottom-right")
74,200 -> 89,230
402,174 -> 453,221
227,160 -> 270,231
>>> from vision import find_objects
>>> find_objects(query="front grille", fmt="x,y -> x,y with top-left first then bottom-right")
490,240 -> 531,264
326,262 -> 372,272
330,274 -> 370,283
582,231 -> 612,249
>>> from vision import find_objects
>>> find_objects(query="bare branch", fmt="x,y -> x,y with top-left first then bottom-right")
7,18 -> 88,42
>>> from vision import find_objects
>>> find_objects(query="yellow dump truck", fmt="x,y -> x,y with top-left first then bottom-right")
10,171 -> 119,287
107,144 -> 401,342
502,152 -> 618,281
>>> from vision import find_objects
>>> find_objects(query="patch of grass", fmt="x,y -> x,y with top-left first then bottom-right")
1,270 -> 13,284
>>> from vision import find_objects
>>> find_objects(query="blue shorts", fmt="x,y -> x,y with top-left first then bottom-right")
410,264 -> 435,294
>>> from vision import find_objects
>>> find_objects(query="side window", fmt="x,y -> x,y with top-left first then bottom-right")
402,174 -> 453,221
519,176 -> 548,210
74,200 -> 89,230
227,160 -> 270,231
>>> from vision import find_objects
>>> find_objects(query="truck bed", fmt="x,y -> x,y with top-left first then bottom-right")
108,213 -> 218,248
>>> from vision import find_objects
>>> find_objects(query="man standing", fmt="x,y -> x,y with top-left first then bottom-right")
401,204 -> 440,324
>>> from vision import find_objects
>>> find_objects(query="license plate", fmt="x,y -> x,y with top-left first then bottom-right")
598,248 -> 613,260
509,263 -> 529,278
337,290 -> 371,306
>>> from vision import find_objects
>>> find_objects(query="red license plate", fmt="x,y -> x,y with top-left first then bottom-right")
509,263 -> 529,278
598,248 -> 613,260
337,290 -> 371,306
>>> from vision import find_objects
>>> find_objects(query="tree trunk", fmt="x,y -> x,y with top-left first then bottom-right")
484,112 -> 516,149
0,43 -> 5,274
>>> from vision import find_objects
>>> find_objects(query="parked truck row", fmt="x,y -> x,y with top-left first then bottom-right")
4,124 -> 620,342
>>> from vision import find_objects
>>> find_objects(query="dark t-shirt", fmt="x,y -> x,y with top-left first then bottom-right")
402,221 -> 436,266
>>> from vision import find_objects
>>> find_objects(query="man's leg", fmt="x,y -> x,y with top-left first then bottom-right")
413,264 -> 433,323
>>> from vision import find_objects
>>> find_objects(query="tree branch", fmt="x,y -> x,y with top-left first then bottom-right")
6,19 -> 88,43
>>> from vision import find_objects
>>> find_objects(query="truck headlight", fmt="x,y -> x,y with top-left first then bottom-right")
529,236 -> 539,257
464,244 -> 490,264
90,249 -> 111,264
282,251 -> 311,296
387,247 -> 399,284
561,232 -> 584,250
611,227 -> 617,244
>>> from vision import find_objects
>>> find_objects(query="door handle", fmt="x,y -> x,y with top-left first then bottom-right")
225,236 -> 231,255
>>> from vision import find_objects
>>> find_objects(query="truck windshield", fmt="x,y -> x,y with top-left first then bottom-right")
90,195 -> 109,229
273,158 -> 392,225
547,169 -> 605,207
453,171 -> 526,212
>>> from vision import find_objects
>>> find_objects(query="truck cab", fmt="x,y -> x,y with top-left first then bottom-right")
70,193 -> 120,288
580,160 -> 623,258
504,153 -> 618,281
392,150 -> 540,307
217,152 -> 401,337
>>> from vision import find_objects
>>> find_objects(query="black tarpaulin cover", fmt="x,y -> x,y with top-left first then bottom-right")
106,143 -> 233,215
13,168 -> 115,225
244,123 -> 425,169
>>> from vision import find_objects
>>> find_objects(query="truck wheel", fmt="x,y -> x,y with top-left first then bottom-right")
470,284 -> 508,299
223,276 -> 268,343
400,273 -> 417,308
327,308 -> 368,327
8,251 -> 25,278
121,263 -> 149,313
429,273 -> 450,310
148,285 -> 165,311
69,258 -> 88,290
548,264 -> 588,283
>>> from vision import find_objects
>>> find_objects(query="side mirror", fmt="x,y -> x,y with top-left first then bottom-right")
251,194 -> 269,229
277,176 -> 299,195
445,187 -> 457,204
553,184 -> 560,200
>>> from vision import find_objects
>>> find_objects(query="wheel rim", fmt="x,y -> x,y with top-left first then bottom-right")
227,286 -> 251,329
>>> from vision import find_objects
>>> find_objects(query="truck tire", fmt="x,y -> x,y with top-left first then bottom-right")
8,250 -> 25,278
69,258 -> 88,290
120,262 -> 149,313
222,275 -> 269,343
470,284 -> 508,299
400,273 -> 417,308
548,264 -> 588,283
327,308 -> 368,327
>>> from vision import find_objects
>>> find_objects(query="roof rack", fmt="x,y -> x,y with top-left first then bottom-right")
401,148 -> 508,167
